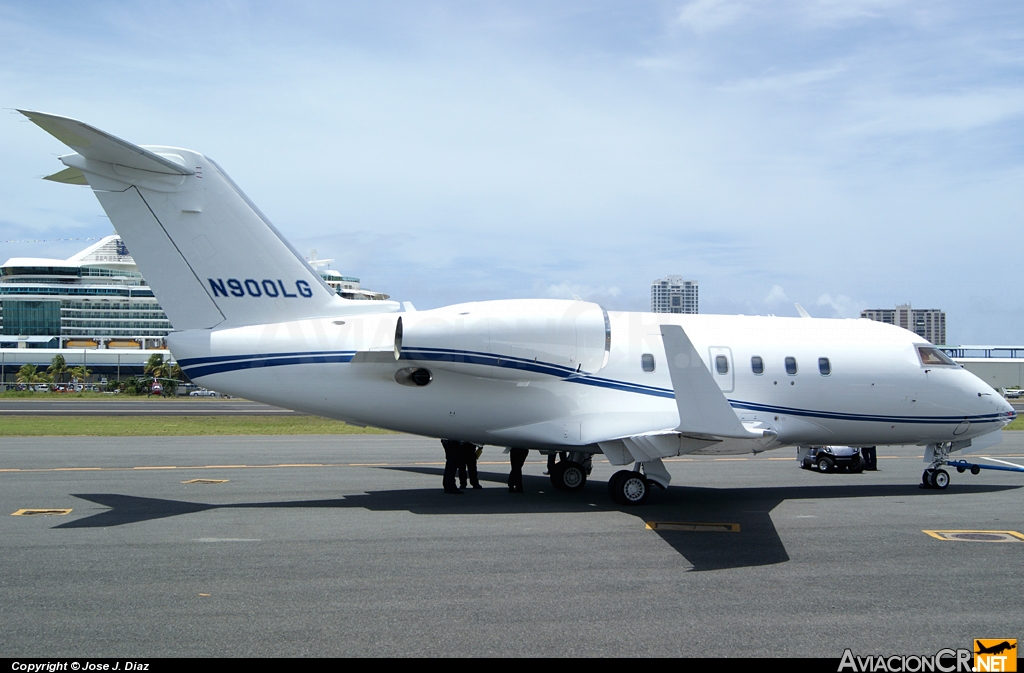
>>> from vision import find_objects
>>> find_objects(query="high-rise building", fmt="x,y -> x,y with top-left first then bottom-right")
651,276 -> 698,314
861,303 -> 946,345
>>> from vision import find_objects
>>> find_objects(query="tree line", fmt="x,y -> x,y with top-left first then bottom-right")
14,353 -> 184,396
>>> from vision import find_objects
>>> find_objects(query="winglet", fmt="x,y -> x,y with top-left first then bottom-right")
660,324 -> 769,440
18,110 -> 193,176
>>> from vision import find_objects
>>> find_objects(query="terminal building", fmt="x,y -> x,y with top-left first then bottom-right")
0,236 -> 386,384
651,275 -> 698,314
861,303 -> 946,346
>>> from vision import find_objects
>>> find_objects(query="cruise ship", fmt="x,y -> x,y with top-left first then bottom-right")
0,236 -> 385,383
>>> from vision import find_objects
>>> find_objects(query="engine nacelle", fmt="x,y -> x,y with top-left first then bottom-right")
397,299 -> 610,381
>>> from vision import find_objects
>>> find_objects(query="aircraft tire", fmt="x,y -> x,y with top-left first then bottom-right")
609,471 -> 649,506
607,470 -> 630,504
933,469 -> 950,489
551,460 -> 587,492
922,469 -> 935,488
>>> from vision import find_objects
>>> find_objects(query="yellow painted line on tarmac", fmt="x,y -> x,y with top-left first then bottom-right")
275,463 -> 324,467
54,467 -> 102,471
12,508 -> 72,516
181,479 -> 229,484
646,521 -> 740,532
204,464 -> 248,469
923,530 -> 1024,542
133,466 -> 178,470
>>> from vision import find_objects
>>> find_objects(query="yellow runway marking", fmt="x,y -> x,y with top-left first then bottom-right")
181,479 -> 229,484
923,530 -> 1024,542
12,508 -> 72,516
646,521 -> 740,532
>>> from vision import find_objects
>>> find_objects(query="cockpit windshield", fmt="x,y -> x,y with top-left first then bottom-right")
917,346 -> 957,367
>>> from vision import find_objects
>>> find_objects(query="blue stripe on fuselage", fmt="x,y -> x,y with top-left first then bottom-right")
180,348 -> 1001,425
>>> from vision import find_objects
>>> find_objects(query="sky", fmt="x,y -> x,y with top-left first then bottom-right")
1,1 -> 1022,344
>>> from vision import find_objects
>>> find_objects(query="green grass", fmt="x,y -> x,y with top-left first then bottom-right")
0,415 -> 395,436
1005,416 -> 1024,431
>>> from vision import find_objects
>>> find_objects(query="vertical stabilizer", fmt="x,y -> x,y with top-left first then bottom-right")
21,110 -> 397,330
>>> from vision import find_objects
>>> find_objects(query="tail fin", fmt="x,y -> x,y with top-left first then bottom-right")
21,110 -> 395,330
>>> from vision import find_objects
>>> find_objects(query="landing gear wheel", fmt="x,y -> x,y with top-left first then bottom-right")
608,470 -> 649,506
817,457 -> 834,473
608,470 -> 630,504
922,469 -> 935,488
932,469 -> 949,490
550,460 -> 587,492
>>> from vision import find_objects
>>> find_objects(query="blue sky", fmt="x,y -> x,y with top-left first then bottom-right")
1,1 -> 1022,343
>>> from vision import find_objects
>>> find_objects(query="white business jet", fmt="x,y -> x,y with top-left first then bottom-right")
21,110 -> 1016,504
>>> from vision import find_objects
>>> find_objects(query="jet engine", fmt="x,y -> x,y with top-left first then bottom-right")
396,299 -> 610,381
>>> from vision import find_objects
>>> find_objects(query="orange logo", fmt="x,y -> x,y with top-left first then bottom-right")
974,640 -> 1017,672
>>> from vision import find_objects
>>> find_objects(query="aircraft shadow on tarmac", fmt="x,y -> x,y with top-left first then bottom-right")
57,468 -> 1020,572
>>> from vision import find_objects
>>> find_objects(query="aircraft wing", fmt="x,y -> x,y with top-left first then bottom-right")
660,324 -> 775,441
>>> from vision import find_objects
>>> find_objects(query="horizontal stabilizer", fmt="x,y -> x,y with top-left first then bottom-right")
43,167 -> 88,185
661,324 -> 769,440
19,110 -> 193,176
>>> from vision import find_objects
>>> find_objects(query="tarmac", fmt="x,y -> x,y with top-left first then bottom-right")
2,432 -> 1023,657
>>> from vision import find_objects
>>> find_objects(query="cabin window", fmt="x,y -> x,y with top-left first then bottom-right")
917,346 -> 957,367
751,356 -> 764,375
715,355 -> 729,375
641,353 -> 655,372
785,357 -> 798,375
818,357 -> 831,376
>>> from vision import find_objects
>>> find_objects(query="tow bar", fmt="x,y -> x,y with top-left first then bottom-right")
945,459 -> 1024,476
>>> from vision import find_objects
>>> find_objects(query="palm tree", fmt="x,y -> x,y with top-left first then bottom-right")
69,365 -> 92,385
47,355 -> 67,385
144,353 -> 168,380
16,364 -> 38,384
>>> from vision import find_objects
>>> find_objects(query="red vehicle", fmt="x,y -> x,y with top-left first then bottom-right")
151,382 -> 163,396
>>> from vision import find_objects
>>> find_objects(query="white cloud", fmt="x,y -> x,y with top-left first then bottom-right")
675,0 -> 748,33
763,285 -> 789,305
814,293 -> 863,318
543,282 -> 622,302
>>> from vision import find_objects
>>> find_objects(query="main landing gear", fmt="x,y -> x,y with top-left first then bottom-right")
545,453 -> 668,505
607,459 -> 671,506
548,452 -> 592,492
608,469 -> 650,505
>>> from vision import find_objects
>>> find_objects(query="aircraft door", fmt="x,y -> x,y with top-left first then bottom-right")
708,346 -> 734,393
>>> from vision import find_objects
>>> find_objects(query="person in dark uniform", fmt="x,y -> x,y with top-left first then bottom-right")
458,441 -> 482,490
508,447 -> 529,493
862,446 -> 878,471
440,439 -> 463,494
